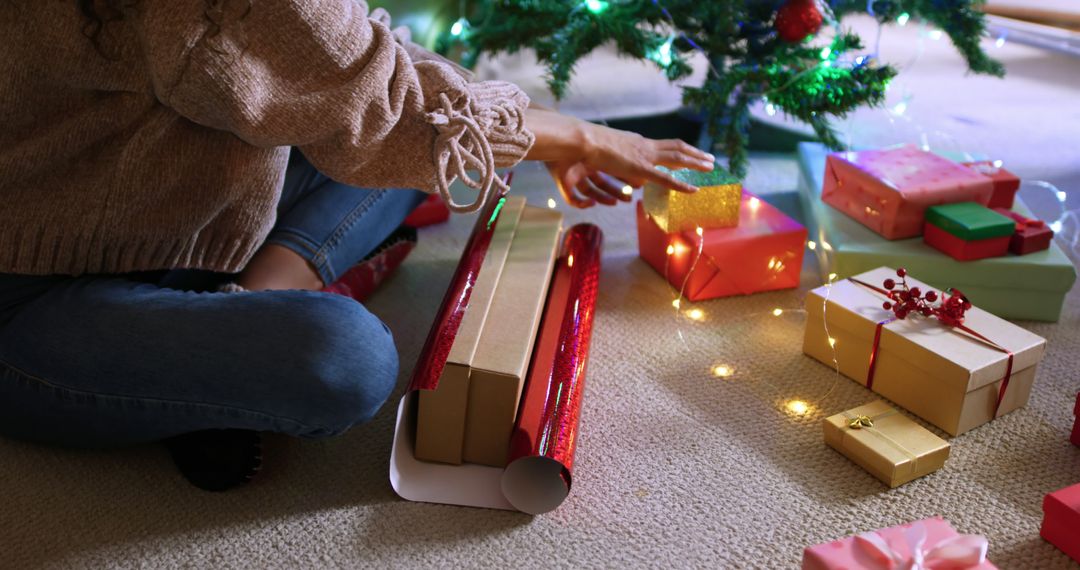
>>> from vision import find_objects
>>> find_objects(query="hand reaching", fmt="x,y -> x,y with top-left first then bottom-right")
524,109 -> 716,209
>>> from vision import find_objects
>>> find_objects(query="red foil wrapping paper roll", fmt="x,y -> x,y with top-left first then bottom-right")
407,182 -> 511,393
501,224 -> 603,514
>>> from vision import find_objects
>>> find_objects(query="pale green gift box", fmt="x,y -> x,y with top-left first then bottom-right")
797,142 -> 1076,322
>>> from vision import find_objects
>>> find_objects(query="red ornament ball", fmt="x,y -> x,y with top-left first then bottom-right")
774,0 -> 824,43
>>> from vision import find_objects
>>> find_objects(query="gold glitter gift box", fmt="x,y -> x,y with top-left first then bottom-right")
643,166 -> 742,233
823,400 -> 950,488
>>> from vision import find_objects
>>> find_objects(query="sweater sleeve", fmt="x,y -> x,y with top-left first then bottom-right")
137,0 -> 533,213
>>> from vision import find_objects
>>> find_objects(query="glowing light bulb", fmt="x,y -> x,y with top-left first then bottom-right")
712,364 -> 734,378
808,241 -> 817,250
648,36 -> 675,67
820,46 -> 832,60
687,308 -> 705,321
584,0 -> 608,14
828,337 -> 837,348
828,273 -> 838,282
772,308 -> 784,317
547,198 -> 557,209
995,35 -> 1006,48
695,226 -> 704,237
765,103 -> 777,116
892,101 -> 908,116
786,400 -> 810,416
671,299 -> 681,309
568,255 -> 574,267
666,245 -> 676,256
621,185 -> 633,196
821,241 -> 833,252
749,197 -> 761,211
450,18 -> 468,37
929,30 -> 943,41
1051,220 -> 1064,233
897,12 -> 910,26
1057,190 -> 1068,203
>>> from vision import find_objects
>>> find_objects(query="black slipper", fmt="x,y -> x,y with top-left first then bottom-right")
165,429 -> 263,492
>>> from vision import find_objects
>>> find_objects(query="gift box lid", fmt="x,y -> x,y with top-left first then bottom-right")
925,203 -> 1016,240
1044,483 -> 1080,522
823,400 -> 949,486
807,267 -> 1047,394
798,142 -> 1077,296
657,163 -> 741,188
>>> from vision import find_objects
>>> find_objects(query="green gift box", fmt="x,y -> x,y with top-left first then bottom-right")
798,142 -> 1076,322
925,203 -> 1015,240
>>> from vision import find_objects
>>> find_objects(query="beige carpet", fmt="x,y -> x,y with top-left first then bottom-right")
6,20 -> 1080,570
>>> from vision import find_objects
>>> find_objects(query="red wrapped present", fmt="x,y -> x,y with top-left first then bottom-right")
964,161 -> 1021,209
404,194 -> 452,228
822,145 -> 994,240
993,208 -> 1055,255
1042,483 -> 1080,563
1072,392 -> 1080,447
636,194 -> 806,301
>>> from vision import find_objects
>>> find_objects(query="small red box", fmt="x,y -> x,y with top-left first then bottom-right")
1072,393 -> 1080,447
964,161 -> 1021,209
636,194 -> 806,301
993,208 -> 1054,255
1042,483 -> 1080,563
403,194 -> 451,228
923,222 -> 1010,261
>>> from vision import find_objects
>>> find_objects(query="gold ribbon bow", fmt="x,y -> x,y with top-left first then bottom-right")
848,415 -> 874,429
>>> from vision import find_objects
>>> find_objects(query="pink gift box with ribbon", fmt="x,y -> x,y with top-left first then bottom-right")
803,516 -> 997,569
822,145 -> 994,240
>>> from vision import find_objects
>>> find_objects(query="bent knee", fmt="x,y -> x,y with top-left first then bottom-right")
290,293 -> 400,435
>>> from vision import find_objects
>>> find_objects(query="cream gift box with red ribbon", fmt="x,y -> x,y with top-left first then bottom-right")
803,267 -> 1046,436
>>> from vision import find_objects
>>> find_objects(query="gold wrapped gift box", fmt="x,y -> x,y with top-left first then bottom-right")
824,400 -> 950,488
643,166 -> 742,233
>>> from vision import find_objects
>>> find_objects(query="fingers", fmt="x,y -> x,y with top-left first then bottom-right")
643,168 -> 698,194
663,139 -> 715,164
551,162 -> 595,209
655,148 -> 715,173
588,173 -> 633,203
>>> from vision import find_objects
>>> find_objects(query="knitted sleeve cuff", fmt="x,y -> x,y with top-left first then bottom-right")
417,61 -> 535,213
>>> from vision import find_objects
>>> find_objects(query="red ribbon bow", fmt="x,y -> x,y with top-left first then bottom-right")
849,268 -> 1015,417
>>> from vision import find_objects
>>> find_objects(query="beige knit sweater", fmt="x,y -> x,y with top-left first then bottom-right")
0,0 -> 534,276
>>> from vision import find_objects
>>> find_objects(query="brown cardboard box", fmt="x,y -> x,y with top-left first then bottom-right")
463,207 -> 563,466
804,267 -> 1046,436
414,196 -> 526,464
823,400 -> 950,488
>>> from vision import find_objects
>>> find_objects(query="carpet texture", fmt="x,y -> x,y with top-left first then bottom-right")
4,18 -> 1080,570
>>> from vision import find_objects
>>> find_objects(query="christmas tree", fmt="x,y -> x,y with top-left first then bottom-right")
438,0 -> 1003,176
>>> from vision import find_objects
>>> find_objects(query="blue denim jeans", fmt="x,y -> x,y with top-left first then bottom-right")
0,151 -> 426,448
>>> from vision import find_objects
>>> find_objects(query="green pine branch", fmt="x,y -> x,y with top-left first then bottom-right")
442,0 -> 1003,177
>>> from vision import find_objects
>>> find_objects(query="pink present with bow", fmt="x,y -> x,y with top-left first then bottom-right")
802,517 -> 997,570
822,145 -> 994,240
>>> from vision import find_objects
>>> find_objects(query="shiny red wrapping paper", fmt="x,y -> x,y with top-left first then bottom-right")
636,195 -> 806,301
1042,483 -> 1080,563
407,186 -> 509,393
507,224 -> 603,488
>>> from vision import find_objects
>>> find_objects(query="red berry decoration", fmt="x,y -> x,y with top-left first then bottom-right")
883,279 -> 895,290
877,270 -> 971,328
896,268 -> 907,278
925,291 -> 938,302
883,302 -> 892,310
774,0 -> 823,43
